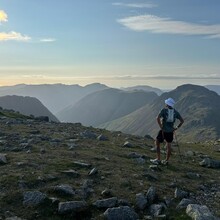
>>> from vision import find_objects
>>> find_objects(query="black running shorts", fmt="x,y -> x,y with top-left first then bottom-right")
156,130 -> 173,143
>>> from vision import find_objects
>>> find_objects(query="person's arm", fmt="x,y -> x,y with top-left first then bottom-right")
176,116 -> 184,129
157,115 -> 163,130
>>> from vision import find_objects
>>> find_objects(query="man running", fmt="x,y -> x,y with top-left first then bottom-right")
150,97 -> 184,165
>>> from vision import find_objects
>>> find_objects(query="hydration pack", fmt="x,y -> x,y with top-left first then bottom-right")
166,109 -> 175,122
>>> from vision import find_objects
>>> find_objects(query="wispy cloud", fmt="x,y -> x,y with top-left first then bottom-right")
118,15 -> 220,39
0,10 -> 31,42
40,38 -> 56,43
113,2 -> 157,8
0,10 -> 8,22
113,74 -> 220,80
0,31 -> 31,42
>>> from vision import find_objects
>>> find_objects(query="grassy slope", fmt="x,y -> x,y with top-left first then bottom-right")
0,119 -> 219,219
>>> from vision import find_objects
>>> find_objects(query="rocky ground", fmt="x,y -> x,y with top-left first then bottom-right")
0,115 -> 220,220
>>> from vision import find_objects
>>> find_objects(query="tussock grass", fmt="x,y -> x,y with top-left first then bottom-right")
0,119 -> 219,219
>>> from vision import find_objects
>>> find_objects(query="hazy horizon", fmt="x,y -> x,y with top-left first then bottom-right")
1,0 -> 220,89
0,80 -> 219,91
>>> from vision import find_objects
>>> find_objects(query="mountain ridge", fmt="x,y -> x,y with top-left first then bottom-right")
0,95 -> 59,122
57,88 -> 158,126
100,84 -> 220,141
0,83 -> 109,114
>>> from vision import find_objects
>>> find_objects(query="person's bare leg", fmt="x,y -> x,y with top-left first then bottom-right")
166,142 -> 171,161
155,140 -> 161,161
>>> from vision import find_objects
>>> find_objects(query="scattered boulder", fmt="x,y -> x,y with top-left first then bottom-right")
0,153 -> 7,164
89,167 -> 98,176
58,201 -> 88,214
186,172 -> 201,179
97,134 -> 108,141
135,193 -> 148,210
93,197 -> 118,209
174,188 -> 189,199
146,186 -> 157,205
186,204 -> 217,220
149,204 -> 164,217
73,161 -> 92,168
123,141 -> 133,148
176,198 -> 196,209
135,157 -> 145,164
62,169 -> 80,177
101,189 -> 114,197
104,206 -> 139,220
149,165 -> 161,171
80,130 -> 97,139
199,158 -> 220,168
52,184 -> 75,196
23,191 -> 47,206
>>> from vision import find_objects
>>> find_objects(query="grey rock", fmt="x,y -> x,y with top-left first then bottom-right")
97,134 -> 108,141
101,189 -> 113,197
104,206 -> 139,220
149,204 -> 164,217
0,154 -> 7,164
118,199 -> 131,207
174,188 -> 189,199
149,165 -> 161,171
123,141 -> 133,148
135,157 -> 145,164
186,204 -> 217,220
146,186 -> 157,205
186,172 -> 201,179
73,161 -> 92,168
176,198 -> 196,209
135,193 -> 148,210
80,130 -> 97,139
78,179 -> 94,199
62,169 -> 80,177
58,201 -> 88,214
23,191 -> 47,206
67,143 -> 77,150
89,168 -> 98,176
94,197 -> 118,209
199,158 -> 220,168
53,184 -> 75,196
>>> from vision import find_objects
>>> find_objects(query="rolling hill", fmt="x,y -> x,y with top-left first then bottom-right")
57,88 -> 158,126
0,95 -> 59,122
0,83 -> 108,114
100,84 -> 220,141
121,85 -> 163,95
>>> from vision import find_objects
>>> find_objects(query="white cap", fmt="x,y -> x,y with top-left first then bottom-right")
165,98 -> 175,107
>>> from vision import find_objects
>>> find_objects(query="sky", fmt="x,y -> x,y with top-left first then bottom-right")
0,0 -> 220,89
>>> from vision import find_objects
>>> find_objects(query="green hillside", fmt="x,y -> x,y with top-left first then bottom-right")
0,117 -> 219,219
